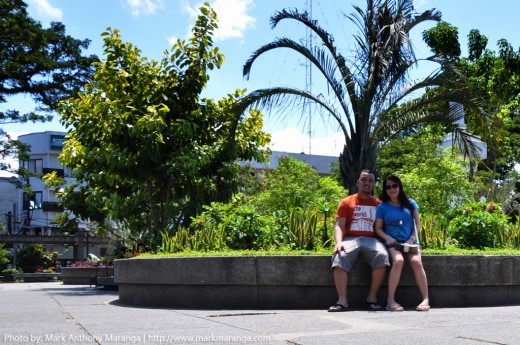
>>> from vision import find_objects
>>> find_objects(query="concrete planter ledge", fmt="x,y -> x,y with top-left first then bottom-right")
114,255 -> 520,309
61,267 -> 114,285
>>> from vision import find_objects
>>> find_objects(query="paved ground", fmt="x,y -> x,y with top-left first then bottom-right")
1,282 -> 519,345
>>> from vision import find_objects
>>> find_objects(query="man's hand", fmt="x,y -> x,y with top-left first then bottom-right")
333,243 -> 345,255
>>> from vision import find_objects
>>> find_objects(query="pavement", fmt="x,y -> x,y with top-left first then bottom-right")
1,282 -> 519,345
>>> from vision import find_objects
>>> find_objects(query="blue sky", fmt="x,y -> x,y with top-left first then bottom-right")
3,0 -> 520,157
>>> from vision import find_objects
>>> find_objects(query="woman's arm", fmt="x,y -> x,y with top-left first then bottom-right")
409,209 -> 421,244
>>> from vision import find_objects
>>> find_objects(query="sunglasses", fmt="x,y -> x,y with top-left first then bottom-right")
385,183 -> 399,190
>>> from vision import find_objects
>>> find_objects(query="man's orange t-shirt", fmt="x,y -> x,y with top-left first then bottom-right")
336,194 -> 381,238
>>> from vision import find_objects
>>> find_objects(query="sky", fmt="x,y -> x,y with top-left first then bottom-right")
3,0 -> 520,159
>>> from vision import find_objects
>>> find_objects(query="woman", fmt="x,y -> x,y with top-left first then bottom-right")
375,175 -> 430,312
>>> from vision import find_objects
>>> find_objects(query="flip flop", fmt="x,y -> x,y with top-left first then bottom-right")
366,300 -> 383,310
416,304 -> 430,312
386,305 -> 404,312
328,303 -> 349,312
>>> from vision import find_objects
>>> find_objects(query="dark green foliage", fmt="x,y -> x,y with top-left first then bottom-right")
448,201 -> 514,249
422,21 -> 461,61
15,244 -> 56,272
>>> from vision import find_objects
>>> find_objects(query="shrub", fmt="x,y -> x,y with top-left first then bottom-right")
448,201 -> 513,249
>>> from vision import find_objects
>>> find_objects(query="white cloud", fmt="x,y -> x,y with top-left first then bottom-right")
184,0 -> 255,41
212,0 -> 255,41
270,128 -> 344,157
26,0 -> 63,20
126,0 -> 164,16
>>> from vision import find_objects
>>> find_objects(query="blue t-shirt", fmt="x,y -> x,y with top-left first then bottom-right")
376,198 -> 419,242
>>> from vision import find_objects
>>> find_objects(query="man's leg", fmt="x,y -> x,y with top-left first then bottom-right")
333,267 -> 349,307
367,266 -> 386,303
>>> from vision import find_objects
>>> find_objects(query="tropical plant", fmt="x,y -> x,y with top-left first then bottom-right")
448,200 -> 513,249
418,214 -> 448,249
236,0 -> 486,192
289,208 -> 318,250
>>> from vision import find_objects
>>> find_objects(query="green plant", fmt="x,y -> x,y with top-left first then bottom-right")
2,268 -> 21,274
289,208 -> 318,250
16,244 -> 50,273
0,243 -> 10,271
448,201 -> 513,249
419,214 -> 448,249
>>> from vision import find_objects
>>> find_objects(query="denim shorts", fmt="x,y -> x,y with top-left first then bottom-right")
331,236 -> 390,273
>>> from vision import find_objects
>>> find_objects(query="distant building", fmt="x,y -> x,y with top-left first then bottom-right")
241,150 -> 338,176
0,131 -> 110,266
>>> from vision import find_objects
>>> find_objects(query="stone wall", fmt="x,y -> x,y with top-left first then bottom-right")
114,255 -> 520,309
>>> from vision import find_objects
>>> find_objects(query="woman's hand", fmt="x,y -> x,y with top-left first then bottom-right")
385,236 -> 396,246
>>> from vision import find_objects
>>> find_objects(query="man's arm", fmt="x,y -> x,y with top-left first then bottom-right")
333,217 -> 346,254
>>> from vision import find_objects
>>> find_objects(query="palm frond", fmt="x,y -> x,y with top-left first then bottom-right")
231,87 -> 350,141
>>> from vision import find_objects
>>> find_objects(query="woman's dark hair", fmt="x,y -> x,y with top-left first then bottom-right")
380,175 -> 413,212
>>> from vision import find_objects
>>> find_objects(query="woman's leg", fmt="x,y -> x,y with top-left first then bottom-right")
409,252 -> 429,308
387,248 -> 404,308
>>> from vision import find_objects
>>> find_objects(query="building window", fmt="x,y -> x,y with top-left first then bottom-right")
23,191 -> 43,210
21,159 -> 43,174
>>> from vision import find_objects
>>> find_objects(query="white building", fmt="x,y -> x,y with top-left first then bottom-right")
1,131 -> 109,265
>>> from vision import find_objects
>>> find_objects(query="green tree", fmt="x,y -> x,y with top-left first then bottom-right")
48,4 -> 270,250
423,23 -> 520,179
0,0 -> 98,172
236,0 -> 486,193
252,156 -> 322,213
397,149 -> 476,217
16,244 -> 48,272
422,21 -> 461,61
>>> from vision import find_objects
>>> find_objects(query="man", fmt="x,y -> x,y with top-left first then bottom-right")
328,169 -> 390,312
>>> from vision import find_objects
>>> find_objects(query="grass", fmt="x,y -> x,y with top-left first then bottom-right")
131,246 -> 520,258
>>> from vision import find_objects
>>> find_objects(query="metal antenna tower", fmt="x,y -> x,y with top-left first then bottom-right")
305,0 -> 313,154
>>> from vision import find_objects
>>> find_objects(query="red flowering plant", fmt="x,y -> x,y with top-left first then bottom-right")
448,200 -> 513,249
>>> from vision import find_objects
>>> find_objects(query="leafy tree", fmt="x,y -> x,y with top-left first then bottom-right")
16,244 -> 48,272
424,23 -> 520,179
48,4 -> 270,250
0,0 -> 98,172
252,156 -> 322,214
377,123 -> 446,179
235,0 -> 486,193
397,148 -> 476,217
422,21 -> 461,61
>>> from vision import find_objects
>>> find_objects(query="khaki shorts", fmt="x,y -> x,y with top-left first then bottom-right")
331,236 -> 390,273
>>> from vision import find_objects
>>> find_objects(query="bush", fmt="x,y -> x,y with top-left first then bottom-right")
16,244 -> 58,273
448,201 -> 513,249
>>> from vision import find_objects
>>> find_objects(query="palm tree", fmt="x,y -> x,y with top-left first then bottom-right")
235,0 -> 487,193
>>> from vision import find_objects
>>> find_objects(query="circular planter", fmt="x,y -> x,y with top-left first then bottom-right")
114,255 -> 520,309
61,267 -> 114,285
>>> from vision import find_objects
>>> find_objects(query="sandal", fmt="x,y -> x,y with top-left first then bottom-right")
416,304 -> 430,312
385,305 -> 404,312
328,303 -> 349,312
366,300 -> 382,310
